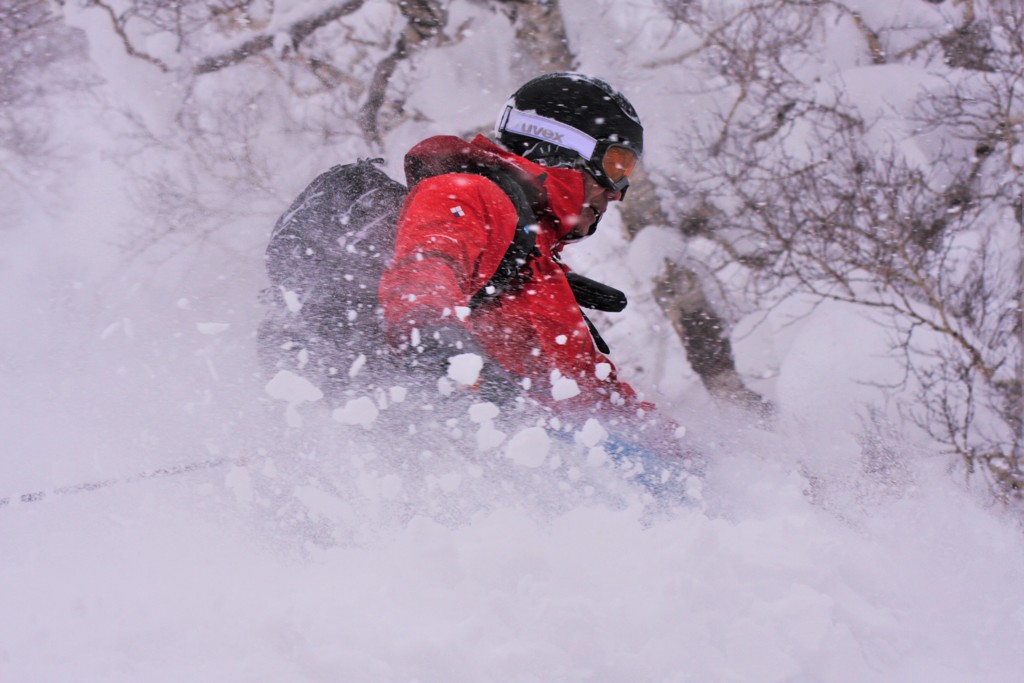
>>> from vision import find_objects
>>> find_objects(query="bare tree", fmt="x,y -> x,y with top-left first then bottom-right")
72,0 -> 455,145
60,0 -> 463,263
0,1 -> 92,186
657,0 -> 1023,500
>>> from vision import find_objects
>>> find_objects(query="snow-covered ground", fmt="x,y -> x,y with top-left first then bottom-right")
2,1 -> 1023,680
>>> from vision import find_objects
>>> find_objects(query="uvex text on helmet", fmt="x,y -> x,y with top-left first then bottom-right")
495,72 -> 643,192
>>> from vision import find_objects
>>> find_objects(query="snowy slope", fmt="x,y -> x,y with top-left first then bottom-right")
1,0 -> 1023,681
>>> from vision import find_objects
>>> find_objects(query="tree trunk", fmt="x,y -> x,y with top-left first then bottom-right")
500,0 -> 770,415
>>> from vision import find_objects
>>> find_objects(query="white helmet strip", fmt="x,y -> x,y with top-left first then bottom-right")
499,106 -> 598,161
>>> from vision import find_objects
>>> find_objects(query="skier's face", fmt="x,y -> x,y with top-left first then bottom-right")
569,172 -> 623,240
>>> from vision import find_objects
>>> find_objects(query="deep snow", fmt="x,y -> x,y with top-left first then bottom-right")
2,0 -> 1023,681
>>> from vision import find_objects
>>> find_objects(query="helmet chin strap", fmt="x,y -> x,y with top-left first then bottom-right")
561,205 -> 601,243
521,156 -> 607,243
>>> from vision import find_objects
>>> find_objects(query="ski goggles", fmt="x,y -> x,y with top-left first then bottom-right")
590,143 -> 639,193
498,107 -> 641,192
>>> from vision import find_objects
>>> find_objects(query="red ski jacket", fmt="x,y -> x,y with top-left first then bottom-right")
379,135 -> 648,418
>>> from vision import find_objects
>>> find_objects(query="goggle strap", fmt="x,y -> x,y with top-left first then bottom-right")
500,107 -> 598,161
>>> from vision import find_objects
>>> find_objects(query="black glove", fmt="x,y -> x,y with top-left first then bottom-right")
412,324 -> 522,404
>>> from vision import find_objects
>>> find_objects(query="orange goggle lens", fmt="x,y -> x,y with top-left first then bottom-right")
601,145 -> 639,183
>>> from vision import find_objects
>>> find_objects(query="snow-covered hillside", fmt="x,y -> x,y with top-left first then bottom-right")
1,0 -> 1022,680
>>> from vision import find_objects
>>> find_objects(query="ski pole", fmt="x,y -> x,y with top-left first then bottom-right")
0,455 -> 248,509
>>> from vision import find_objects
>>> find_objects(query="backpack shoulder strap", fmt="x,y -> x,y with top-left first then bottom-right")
468,170 -> 538,308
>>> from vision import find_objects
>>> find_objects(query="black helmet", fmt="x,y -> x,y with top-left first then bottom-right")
495,72 -> 643,193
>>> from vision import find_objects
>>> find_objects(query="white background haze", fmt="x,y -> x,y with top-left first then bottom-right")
1,0 -> 1022,681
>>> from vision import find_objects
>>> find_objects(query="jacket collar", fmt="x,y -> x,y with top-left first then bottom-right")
404,134 -> 586,242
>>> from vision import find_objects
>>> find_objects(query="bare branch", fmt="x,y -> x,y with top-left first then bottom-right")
825,1 -> 887,64
193,0 -> 367,75
357,0 -> 447,145
85,0 -> 171,72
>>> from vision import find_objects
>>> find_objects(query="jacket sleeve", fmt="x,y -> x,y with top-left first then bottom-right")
378,173 -> 519,345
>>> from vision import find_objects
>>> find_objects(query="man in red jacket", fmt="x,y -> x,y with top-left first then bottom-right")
380,73 -> 664,441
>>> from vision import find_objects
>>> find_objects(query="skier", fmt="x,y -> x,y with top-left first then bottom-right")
379,72 -> 675,449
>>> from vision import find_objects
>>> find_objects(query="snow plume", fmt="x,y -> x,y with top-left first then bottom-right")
4,378 -> 1024,681
2,0 -> 1024,680
2,278 -> 1023,683
4,172 -> 1019,679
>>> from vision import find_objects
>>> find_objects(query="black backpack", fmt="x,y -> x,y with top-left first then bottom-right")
257,158 -> 628,396
257,159 -> 539,395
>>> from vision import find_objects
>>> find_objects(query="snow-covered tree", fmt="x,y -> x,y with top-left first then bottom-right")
655,0 -> 1023,500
